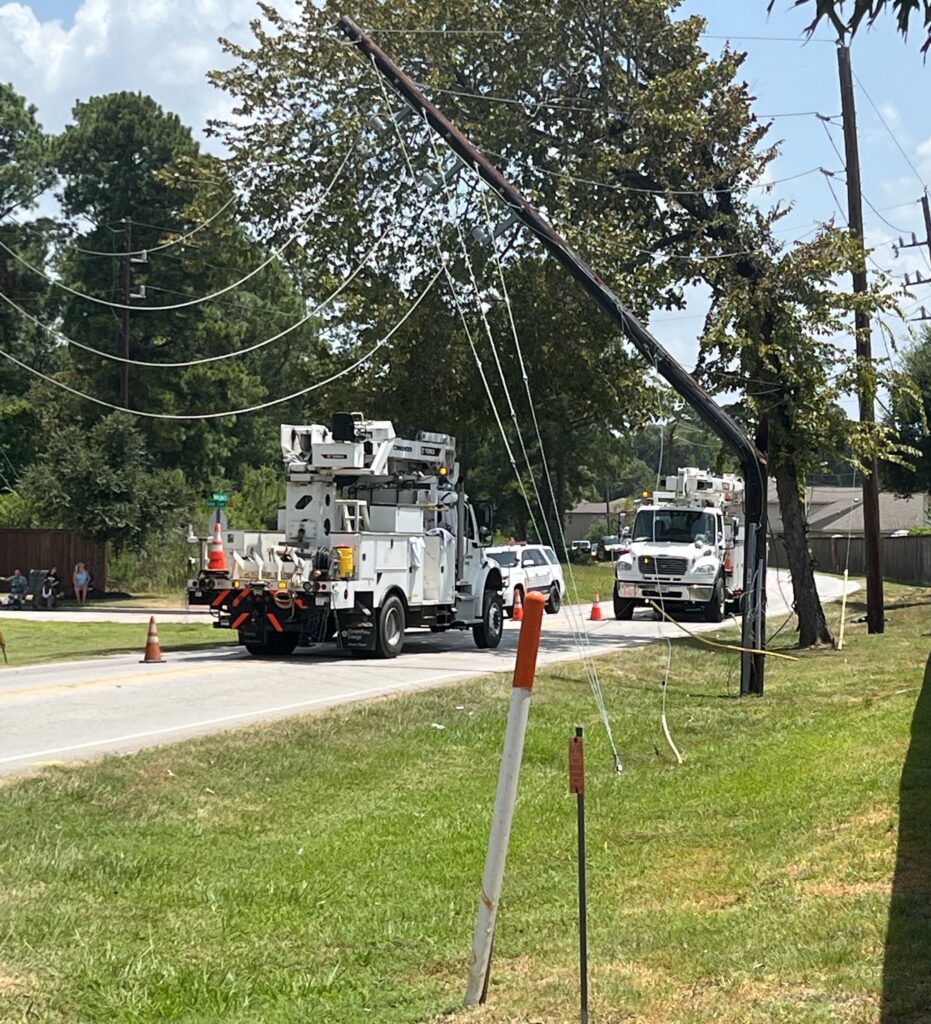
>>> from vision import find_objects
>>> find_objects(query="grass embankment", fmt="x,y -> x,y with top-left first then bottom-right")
560,559 -> 618,603
0,620 -> 233,666
0,586 -> 929,1023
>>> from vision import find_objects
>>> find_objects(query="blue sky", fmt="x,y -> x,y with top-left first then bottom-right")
1,0 -> 928,410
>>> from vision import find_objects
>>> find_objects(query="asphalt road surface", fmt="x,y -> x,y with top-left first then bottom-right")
0,570 -> 852,777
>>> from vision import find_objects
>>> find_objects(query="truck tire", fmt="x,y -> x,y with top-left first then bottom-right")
703,577 -> 725,623
242,633 -> 298,657
473,592 -> 504,649
545,583 -> 561,615
375,594 -> 406,659
613,590 -> 635,620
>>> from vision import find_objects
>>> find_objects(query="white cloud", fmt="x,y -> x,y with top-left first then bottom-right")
0,0 -> 295,150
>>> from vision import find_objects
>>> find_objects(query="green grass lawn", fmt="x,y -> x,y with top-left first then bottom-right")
0,620 -> 234,666
0,586 -> 928,1023
560,559 -> 619,604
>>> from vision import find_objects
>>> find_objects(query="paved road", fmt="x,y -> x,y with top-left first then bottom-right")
0,570 -> 852,778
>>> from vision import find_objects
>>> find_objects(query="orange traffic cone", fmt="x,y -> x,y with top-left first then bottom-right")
140,616 -> 166,663
589,590 -> 604,621
512,588 -> 524,622
206,523 -> 227,572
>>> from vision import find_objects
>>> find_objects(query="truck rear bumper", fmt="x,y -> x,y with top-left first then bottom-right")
616,580 -> 714,604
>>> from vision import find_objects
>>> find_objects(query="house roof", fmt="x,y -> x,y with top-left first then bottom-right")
767,486 -> 928,535
567,499 -> 629,516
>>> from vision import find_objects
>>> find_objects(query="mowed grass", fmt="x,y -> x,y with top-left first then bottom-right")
0,620 -> 234,666
560,560 -> 619,604
0,587 -> 929,1023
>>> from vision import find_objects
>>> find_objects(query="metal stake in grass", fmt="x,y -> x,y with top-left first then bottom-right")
464,591 -> 546,1006
569,726 -> 589,1024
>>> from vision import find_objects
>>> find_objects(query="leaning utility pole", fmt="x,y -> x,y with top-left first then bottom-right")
836,43 -> 884,635
338,16 -> 770,695
119,217 -> 132,407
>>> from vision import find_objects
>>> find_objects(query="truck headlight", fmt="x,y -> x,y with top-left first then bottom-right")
693,562 -> 716,575
616,558 -> 634,574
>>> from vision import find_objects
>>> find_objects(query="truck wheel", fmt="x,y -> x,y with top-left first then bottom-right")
545,584 -> 561,615
506,586 -> 524,619
613,590 -> 635,620
376,594 -> 406,659
473,592 -> 504,649
703,577 -> 725,623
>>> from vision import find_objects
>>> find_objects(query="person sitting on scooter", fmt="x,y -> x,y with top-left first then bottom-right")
38,567 -> 61,610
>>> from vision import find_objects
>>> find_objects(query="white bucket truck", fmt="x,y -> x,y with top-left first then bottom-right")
613,467 -> 745,622
188,413 -> 505,657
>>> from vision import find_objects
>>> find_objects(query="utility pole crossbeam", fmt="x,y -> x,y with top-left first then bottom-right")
837,44 -> 884,635
338,16 -> 769,693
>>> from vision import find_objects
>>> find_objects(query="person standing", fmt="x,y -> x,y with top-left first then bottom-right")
73,563 -> 91,605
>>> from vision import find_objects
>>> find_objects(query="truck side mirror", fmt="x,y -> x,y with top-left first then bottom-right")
731,517 -> 740,539
476,502 -> 494,542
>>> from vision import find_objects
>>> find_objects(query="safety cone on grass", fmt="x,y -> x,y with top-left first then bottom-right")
140,616 -> 166,663
512,588 -> 524,622
589,590 -> 604,621
206,522 -> 227,572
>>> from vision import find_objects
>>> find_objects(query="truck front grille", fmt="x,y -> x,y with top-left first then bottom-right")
638,555 -> 688,576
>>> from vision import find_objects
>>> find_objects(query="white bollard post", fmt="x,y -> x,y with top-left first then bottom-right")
464,591 -> 546,1006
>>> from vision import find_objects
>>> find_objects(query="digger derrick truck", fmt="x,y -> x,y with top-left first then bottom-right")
188,414 -> 505,657
613,468 -> 746,623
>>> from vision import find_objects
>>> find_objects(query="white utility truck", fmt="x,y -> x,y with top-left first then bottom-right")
613,467 -> 745,622
188,413 -> 505,657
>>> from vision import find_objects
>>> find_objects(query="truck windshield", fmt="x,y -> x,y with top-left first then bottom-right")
633,509 -> 716,544
487,550 -> 519,568
601,536 -> 619,545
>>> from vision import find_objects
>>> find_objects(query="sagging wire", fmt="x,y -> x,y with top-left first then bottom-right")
0,194 -> 417,368
10,193 -> 237,259
366,62 -> 544,547
645,601 -> 799,661
474,186 -> 624,773
0,138 -> 359,313
0,265 -> 445,419
366,53 -> 624,771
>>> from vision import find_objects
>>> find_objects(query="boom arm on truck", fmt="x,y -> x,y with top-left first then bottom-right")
188,413 -> 504,658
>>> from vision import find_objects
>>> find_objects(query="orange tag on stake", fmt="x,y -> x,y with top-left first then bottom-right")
569,734 -> 585,794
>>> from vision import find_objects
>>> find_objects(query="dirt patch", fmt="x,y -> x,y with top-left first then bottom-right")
0,969 -> 37,996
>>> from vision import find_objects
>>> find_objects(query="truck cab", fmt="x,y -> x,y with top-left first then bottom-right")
613,468 -> 744,622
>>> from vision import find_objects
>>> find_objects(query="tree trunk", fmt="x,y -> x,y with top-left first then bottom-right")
773,461 -> 834,647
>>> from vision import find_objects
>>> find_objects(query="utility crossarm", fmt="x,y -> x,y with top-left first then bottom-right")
338,16 -> 769,695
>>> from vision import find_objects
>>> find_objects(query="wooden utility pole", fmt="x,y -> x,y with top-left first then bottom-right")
836,43 -> 884,634
339,15 -> 770,695
119,217 -> 132,408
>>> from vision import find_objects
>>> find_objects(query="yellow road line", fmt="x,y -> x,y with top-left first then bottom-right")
0,666 -> 209,703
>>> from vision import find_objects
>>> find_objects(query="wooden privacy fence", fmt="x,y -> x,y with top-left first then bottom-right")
0,529 -> 107,592
769,534 -> 931,587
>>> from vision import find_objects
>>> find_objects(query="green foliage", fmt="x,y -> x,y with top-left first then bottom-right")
227,464 -> 284,530
0,588 -> 927,1020
15,414 -> 195,549
882,327 -> 931,495
208,0 -> 776,526
0,82 -> 54,219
